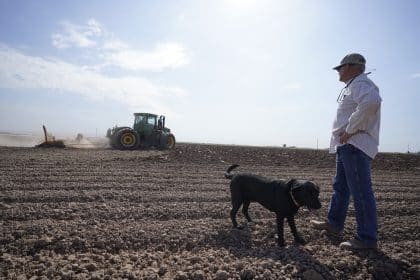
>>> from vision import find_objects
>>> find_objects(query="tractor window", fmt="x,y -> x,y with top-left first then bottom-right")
135,115 -> 146,124
147,117 -> 156,126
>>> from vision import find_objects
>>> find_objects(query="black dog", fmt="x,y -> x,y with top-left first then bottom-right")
225,164 -> 321,247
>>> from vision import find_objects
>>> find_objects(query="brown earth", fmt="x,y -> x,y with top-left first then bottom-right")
0,143 -> 419,279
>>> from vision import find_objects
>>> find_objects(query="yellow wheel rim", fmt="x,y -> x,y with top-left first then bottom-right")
121,133 -> 135,145
167,136 -> 175,148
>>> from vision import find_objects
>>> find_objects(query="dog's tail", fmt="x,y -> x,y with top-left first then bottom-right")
225,164 -> 239,179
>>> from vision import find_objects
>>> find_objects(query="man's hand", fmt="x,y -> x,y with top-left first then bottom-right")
339,132 -> 354,144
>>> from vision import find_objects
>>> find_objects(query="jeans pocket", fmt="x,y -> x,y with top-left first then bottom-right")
345,144 -> 370,158
350,145 -> 372,160
338,144 -> 354,154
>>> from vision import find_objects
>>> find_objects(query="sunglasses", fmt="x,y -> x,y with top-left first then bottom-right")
335,64 -> 348,72
336,63 -> 362,72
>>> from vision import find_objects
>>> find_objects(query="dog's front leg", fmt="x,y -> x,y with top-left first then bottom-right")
230,208 -> 239,228
276,214 -> 285,247
287,216 -> 306,245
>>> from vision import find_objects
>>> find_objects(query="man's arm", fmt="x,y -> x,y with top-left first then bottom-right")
345,82 -> 381,135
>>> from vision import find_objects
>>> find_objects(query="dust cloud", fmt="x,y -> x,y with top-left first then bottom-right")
64,136 -> 109,149
0,133 -> 109,149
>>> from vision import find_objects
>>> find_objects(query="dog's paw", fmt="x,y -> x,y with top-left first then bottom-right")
277,242 -> 286,247
277,239 -> 286,247
233,225 -> 245,230
294,237 -> 306,245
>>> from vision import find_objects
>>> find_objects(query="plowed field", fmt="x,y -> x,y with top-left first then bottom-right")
1,144 -> 419,279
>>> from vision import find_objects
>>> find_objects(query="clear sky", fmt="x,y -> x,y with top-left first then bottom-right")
0,0 -> 419,153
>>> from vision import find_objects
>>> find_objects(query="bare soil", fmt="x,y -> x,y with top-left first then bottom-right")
1,143 -> 419,279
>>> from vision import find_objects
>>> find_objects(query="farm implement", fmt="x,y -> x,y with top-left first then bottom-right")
36,125 -> 65,148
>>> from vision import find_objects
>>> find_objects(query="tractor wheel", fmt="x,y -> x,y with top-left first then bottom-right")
167,134 -> 176,149
116,128 -> 140,150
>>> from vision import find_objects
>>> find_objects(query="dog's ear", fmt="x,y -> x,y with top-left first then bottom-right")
312,181 -> 320,194
288,179 -> 305,191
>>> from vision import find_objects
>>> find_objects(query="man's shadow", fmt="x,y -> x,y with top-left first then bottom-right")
320,231 -> 416,279
350,248 -> 415,279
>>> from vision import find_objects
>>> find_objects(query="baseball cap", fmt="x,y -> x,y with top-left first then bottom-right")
333,53 -> 366,70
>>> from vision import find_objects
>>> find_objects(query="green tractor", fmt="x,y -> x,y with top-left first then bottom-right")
106,113 -> 176,150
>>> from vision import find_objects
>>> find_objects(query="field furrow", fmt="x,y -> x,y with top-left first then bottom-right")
1,144 -> 419,280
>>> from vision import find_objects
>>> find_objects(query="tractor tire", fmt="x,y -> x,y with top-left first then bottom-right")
115,128 -> 140,150
166,134 -> 176,149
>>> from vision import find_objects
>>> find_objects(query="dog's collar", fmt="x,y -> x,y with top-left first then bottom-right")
289,189 -> 300,207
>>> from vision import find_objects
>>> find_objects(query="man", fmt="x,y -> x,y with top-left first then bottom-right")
311,53 -> 382,250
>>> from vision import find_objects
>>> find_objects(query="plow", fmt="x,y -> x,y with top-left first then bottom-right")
35,125 -> 65,148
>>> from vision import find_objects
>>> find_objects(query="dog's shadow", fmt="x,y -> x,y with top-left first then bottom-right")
210,223 -> 336,279
210,224 -> 254,250
350,248 -> 415,279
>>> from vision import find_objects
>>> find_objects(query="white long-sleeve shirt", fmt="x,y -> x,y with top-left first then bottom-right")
330,73 -> 382,159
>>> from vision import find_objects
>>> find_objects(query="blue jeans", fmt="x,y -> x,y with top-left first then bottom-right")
328,144 -> 378,245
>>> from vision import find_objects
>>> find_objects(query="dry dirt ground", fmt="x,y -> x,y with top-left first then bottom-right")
1,143 -> 419,280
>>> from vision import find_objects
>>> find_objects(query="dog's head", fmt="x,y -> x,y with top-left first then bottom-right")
288,179 -> 322,210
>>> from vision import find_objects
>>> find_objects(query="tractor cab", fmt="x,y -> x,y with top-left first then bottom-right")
134,113 -> 157,136
133,113 -> 167,132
